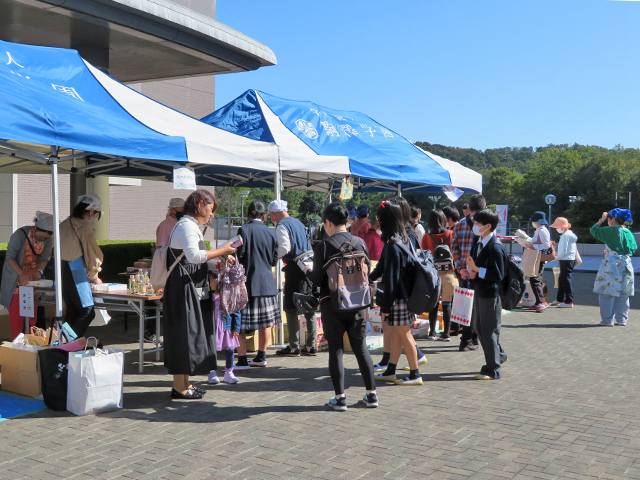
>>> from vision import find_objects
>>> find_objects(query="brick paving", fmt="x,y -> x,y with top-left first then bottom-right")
1,302 -> 639,480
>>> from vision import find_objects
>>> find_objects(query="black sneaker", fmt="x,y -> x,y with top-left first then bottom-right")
301,346 -> 317,356
325,396 -> 347,411
357,393 -> 379,408
276,346 -> 300,356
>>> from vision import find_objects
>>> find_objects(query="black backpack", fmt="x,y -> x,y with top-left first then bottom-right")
501,254 -> 526,310
395,242 -> 442,314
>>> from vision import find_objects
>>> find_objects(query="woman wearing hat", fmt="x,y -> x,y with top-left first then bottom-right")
59,194 -> 104,337
0,211 -> 54,340
591,209 -> 637,326
549,217 -> 578,308
524,211 -> 552,313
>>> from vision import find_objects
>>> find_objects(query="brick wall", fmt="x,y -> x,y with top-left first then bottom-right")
108,180 -> 217,241
17,174 -> 71,228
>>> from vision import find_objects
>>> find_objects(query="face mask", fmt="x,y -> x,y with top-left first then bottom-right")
472,224 -> 484,236
556,228 -> 564,234
376,229 -> 382,235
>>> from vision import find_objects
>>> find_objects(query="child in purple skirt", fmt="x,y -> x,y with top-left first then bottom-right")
208,272 -> 240,384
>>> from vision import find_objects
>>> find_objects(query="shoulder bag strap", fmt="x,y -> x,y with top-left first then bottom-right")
20,228 -> 37,257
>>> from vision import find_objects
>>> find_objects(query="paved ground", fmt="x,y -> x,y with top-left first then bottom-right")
1,274 -> 639,480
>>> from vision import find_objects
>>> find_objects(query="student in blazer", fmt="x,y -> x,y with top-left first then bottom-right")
465,209 -> 508,380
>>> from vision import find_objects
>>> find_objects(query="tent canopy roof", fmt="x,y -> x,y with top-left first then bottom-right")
201,89 -> 482,194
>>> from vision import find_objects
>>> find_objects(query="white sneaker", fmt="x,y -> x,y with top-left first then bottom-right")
550,300 -> 560,306
373,363 -> 388,373
207,372 -> 220,384
248,359 -> 267,367
234,363 -> 250,372
393,376 -> 423,386
374,373 -> 397,382
223,368 -> 239,384
403,355 -> 428,371
558,303 -> 573,308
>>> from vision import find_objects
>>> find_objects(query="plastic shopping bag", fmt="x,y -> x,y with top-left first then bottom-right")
67,348 -> 124,416
450,287 -> 474,327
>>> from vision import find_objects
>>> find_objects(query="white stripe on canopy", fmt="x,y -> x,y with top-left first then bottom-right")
85,61 -> 279,172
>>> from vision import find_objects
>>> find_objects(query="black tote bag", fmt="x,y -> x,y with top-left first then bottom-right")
38,349 -> 69,411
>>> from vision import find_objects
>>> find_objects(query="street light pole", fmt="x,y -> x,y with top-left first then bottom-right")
240,190 -> 250,220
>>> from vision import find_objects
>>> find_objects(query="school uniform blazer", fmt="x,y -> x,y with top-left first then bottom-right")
237,220 -> 278,297
469,235 -> 507,299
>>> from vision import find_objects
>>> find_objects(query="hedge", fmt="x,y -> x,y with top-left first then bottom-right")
0,240 -> 208,284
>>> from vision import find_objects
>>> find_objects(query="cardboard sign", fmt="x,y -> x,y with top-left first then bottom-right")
19,286 -> 34,318
173,166 -> 196,190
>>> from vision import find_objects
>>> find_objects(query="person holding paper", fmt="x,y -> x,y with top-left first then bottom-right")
524,211 -> 551,313
591,209 -> 637,326
465,209 -> 508,380
0,211 -> 54,340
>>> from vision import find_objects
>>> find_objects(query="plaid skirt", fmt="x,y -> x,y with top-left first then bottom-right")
239,295 -> 281,334
386,299 -> 415,327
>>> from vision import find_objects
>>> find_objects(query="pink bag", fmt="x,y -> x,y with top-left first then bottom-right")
218,255 -> 248,314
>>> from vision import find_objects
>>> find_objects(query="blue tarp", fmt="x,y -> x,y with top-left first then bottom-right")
0,391 -> 46,421
0,40 -> 187,161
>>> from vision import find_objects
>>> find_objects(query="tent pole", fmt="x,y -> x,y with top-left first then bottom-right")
227,185 -> 232,240
274,171 -> 285,348
397,182 -> 402,197
50,149 -> 63,319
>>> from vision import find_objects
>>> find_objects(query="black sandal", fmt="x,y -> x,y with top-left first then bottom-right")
171,388 -> 204,399
189,385 -> 206,394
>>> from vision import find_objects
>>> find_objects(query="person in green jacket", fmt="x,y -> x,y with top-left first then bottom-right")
590,208 -> 637,326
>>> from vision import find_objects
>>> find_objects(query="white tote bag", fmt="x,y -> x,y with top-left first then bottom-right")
67,347 -> 125,416
451,287 -> 474,327
90,298 -> 112,327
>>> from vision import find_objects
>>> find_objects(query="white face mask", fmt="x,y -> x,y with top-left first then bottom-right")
556,228 -> 565,234
376,229 -> 382,235
472,224 -> 485,236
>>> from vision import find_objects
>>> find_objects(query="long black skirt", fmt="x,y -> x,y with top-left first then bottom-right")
162,248 -> 216,375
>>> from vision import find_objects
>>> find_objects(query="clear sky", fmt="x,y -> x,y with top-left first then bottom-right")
216,1 -> 640,152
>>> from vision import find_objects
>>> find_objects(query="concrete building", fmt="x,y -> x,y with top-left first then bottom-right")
0,0 -> 275,241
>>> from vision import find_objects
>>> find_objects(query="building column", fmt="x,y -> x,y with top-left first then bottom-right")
0,174 -> 18,242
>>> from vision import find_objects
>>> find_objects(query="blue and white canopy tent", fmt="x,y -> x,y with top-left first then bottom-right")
0,40 -> 279,318
201,89 -> 482,196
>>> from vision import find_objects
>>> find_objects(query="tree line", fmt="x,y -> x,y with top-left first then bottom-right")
215,142 -> 640,237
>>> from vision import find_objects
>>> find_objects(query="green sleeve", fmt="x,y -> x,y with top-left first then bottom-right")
590,223 -> 607,243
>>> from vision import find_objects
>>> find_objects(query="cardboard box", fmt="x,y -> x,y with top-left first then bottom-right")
0,344 -> 43,397
0,307 -> 11,342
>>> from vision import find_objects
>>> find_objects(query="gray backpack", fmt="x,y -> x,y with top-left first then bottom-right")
324,236 -> 372,312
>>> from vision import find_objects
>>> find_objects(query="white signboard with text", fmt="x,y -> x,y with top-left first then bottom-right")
496,205 -> 508,236
173,166 -> 196,190
19,286 -> 34,318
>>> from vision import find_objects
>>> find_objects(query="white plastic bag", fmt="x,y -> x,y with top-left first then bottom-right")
451,287 -> 474,327
90,298 -> 111,326
67,348 -> 124,416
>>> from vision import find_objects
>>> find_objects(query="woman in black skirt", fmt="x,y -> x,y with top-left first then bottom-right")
163,189 -> 236,399
234,200 -> 280,371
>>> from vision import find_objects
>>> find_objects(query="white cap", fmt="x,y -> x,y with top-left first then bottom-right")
34,211 -> 54,232
267,199 -> 288,214
169,198 -> 185,208
77,194 -> 102,211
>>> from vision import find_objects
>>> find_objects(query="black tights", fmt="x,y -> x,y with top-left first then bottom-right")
321,303 -> 376,395
429,301 -> 452,338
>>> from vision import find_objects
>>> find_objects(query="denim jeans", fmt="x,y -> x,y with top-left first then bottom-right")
285,309 -> 317,349
598,294 -> 630,325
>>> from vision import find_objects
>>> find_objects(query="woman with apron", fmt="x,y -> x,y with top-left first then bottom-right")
163,189 -> 236,400
591,208 -> 637,326
59,194 -> 104,338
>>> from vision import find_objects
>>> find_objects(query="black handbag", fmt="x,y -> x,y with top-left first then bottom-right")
38,348 -> 70,411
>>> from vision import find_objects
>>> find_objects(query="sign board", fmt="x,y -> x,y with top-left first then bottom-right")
19,286 -> 34,318
173,166 -> 196,190
339,177 -> 354,200
496,205 -> 508,236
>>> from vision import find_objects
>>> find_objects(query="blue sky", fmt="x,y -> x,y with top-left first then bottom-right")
216,1 -> 640,151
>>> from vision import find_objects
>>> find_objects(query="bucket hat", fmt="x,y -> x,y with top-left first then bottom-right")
549,217 -> 571,229
530,211 -> 547,225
